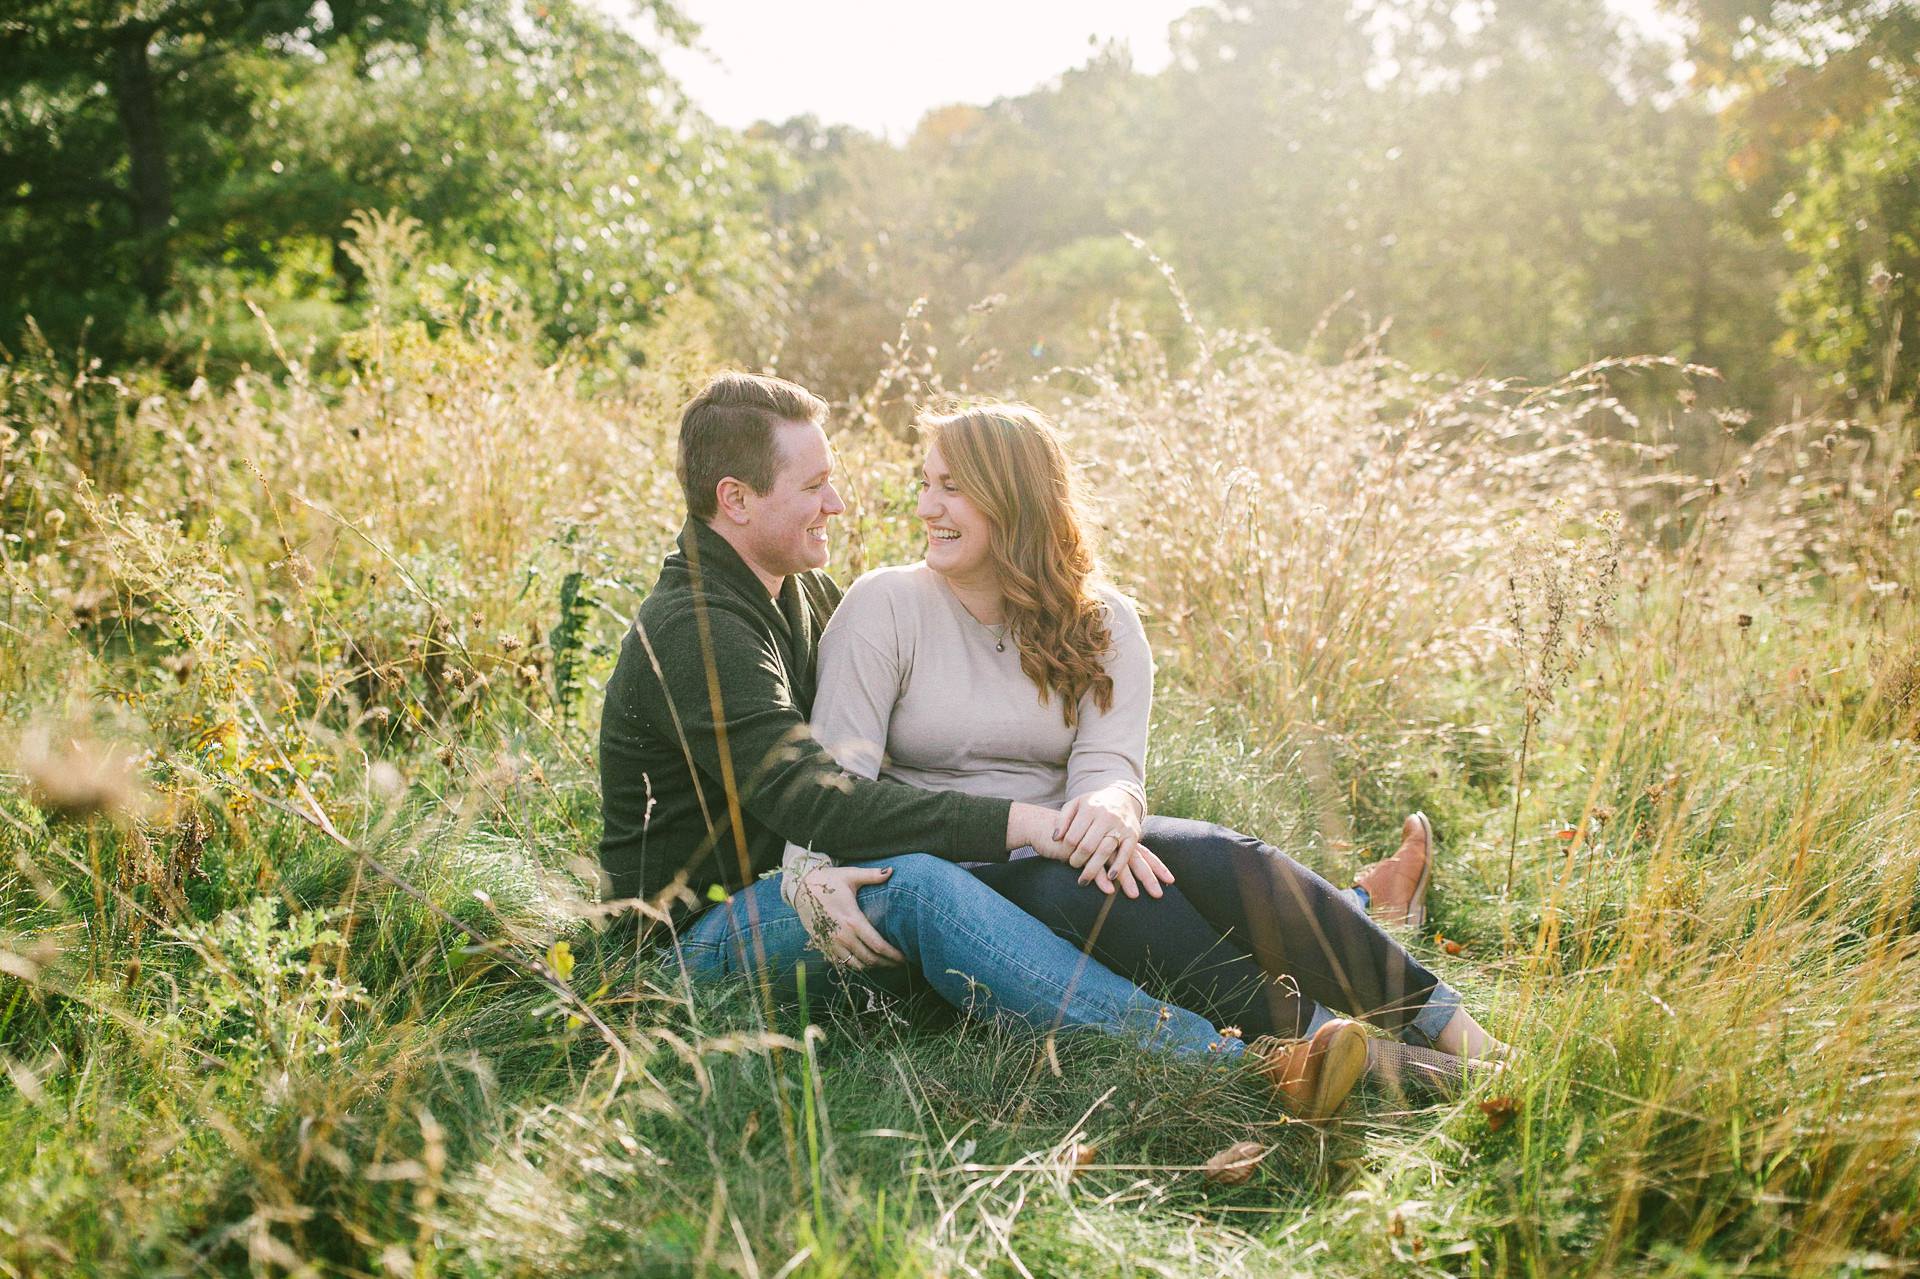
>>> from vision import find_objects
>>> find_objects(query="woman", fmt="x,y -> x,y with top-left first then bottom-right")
785,402 -> 1507,1107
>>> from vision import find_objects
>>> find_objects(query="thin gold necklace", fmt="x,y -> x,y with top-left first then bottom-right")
945,577 -> 1009,651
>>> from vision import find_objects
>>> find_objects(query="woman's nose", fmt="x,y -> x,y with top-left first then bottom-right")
915,487 -> 937,518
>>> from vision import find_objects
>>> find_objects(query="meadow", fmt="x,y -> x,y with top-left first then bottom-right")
2,220 -> 1917,1277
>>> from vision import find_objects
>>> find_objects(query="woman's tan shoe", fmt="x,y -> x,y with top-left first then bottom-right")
1250,1019 -> 1369,1120
1354,811 -> 1435,928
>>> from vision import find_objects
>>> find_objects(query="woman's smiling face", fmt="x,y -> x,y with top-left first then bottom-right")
916,444 -> 995,583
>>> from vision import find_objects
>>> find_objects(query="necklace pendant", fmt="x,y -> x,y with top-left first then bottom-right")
996,639 -> 1006,652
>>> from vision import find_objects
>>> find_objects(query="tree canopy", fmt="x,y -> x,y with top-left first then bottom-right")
1,0 -> 1912,408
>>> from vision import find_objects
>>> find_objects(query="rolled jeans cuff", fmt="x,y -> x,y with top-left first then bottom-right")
1404,980 -> 1462,1047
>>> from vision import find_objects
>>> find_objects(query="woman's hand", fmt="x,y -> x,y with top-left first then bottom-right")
1057,789 -> 1173,899
792,865 -> 907,969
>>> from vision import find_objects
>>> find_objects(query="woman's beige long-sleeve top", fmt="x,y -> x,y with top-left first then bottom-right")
782,561 -> 1152,891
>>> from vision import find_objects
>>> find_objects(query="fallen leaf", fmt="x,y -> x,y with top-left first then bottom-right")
1202,1141 -> 1265,1185
1479,1095 -> 1520,1132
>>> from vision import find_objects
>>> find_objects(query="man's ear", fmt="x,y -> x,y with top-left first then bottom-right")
714,476 -> 753,526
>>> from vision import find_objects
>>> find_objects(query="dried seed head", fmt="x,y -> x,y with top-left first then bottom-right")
13,725 -> 147,822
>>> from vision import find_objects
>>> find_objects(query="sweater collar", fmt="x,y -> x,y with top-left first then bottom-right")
675,519 -> 807,647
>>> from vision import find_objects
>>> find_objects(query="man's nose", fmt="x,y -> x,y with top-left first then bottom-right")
822,482 -> 847,515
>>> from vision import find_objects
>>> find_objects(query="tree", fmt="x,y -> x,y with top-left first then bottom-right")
1663,0 -> 1920,403
2,0 -> 777,369
1,0 -> 454,312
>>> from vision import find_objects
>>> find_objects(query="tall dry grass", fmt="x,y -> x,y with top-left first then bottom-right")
1,222 -> 1916,1274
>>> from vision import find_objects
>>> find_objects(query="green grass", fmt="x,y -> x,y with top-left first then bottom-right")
2,281 -> 1917,1275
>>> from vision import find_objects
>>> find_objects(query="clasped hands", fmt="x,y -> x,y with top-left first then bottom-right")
793,788 -> 1174,970
1020,788 -> 1174,901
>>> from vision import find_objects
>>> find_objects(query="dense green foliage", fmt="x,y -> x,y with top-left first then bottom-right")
1,0 -> 776,369
8,0 -> 1912,409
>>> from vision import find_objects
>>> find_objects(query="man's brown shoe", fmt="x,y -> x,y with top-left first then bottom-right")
1354,811 -> 1434,928
1250,1019 -> 1368,1120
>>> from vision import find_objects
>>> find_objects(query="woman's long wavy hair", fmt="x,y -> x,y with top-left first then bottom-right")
920,401 -> 1114,727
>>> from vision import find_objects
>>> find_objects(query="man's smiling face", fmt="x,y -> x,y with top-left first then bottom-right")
735,419 -> 845,582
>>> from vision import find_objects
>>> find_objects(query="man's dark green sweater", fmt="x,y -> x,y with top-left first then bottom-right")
599,520 -> 1014,927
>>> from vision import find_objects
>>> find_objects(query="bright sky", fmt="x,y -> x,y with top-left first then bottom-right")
624,0 -> 1684,140
653,0 -> 1193,138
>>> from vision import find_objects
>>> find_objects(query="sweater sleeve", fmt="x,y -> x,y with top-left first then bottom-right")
632,596 -> 1011,863
1065,590 -> 1152,813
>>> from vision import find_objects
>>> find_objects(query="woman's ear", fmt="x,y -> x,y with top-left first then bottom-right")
714,476 -> 752,525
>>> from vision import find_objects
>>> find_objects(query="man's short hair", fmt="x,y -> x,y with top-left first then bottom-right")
677,371 -> 830,521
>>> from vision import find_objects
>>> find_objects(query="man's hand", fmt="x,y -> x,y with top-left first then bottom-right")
792,865 -> 906,970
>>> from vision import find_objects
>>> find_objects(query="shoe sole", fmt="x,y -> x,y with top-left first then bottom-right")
1303,1022 -> 1369,1119
1404,811 -> 1436,932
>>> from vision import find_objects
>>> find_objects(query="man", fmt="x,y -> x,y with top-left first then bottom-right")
597,371 -> 1370,1114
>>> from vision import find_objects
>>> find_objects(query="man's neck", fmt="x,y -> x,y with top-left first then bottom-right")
703,518 -> 784,598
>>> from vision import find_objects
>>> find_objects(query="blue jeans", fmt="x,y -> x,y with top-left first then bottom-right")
671,852 -> 1246,1060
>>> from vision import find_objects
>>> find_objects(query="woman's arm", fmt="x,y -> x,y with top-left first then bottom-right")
1056,591 -> 1167,895
1065,590 -> 1153,809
